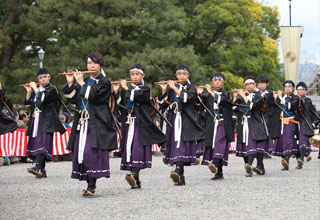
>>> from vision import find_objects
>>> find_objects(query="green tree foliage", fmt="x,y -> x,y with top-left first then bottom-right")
0,0 -> 281,107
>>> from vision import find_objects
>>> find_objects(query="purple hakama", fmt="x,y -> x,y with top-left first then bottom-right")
121,120 -> 152,171
164,114 -> 197,166
71,120 -> 110,181
27,113 -> 53,160
274,122 -> 297,157
202,120 -> 230,166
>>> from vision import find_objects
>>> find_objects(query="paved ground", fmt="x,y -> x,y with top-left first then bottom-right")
0,152 -> 319,220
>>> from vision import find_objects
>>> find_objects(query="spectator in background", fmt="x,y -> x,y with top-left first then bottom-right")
59,114 -> 71,128
17,113 -> 28,128
62,112 -> 73,127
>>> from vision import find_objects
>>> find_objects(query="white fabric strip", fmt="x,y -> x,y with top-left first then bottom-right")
126,118 -> 135,162
65,89 -> 76,98
183,92 -> 187,103
242,115 -> 249,146
211,119 -> 219,149
130,68 -> 144,74
40,93 -> 45,102
244,79 -> 255,84
84,86 -> 91,100
130,89 -> 135,102
174,112 -> 182,148
78,109 -> 89,164
32,108 -> 41,137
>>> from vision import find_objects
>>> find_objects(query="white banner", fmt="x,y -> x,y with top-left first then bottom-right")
280,26 -> 303,84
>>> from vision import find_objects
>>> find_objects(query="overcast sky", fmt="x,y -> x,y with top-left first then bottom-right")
263,0 -> 320,65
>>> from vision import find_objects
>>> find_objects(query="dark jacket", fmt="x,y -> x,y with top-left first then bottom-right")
200,90 -> 235,147
117,85 -> 167,149
234,91 -> 268,142
158,83 -> 205,142
0,90 -> 18,135
296,96 -> 316,137
63,75 -> 118,151
24,83 -> 65,136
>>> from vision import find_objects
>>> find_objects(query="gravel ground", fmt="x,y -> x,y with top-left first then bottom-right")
0,152 -> 319,220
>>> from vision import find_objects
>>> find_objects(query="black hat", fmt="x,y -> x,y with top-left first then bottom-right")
36,68 -> 50,78
210,72 -> 225,81
175,64 -> 190,74
85,52 -> 104,67
243,76 -> 255,84
296,82 -> 307,90
283,80 -> 295,87
255,75 -> 269,83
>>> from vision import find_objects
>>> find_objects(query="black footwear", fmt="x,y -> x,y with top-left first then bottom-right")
82,187 -> 96,197
281,159 -> 289,170
36,169 -> 47,178
125,174 -> 138,189
176,175 -> 185,186
208,163 -> 217,174
253,167 -> 263,175
27,166 -> 42,177
211,174 -> 224,180
170,171 -> 180,185
296,164 -> 303,169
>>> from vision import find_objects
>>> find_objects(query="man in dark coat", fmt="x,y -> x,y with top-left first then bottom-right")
24,68 -> 65,178
198,72 -> 234,180
0,83 -> 18,135
234,76 -> 268,177
114,64 -> 166,189
63,52 -> 117,196
157,64 -> 205,186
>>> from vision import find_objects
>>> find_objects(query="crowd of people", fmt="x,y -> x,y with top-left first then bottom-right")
0,51 -> 319,197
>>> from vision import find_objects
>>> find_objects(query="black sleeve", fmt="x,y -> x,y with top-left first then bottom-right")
179,84 -> 196,104
124,86 -> 150,104
79,78 -> 111,105
63,83 -> 79,104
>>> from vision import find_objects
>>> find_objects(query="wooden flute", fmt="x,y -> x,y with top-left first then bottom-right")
58,70 -> 98,76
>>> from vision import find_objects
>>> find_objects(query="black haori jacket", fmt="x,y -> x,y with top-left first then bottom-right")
158,83 -> 205,143
24,83 -> 65,136
296,96 -> 316,137
200,90 -> 235,148
0,90 -> 18,135
234,91 -> 268,143
116,85 -> 167,150
63,75 -> 118,151
263,90 -> 282,139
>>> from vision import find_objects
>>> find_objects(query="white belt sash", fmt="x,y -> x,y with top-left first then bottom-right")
78,109 -> 90,164
32,108 -> 41,137
126,116 -> 135,162
174,112 -> 182,148
242,115 -> 249,146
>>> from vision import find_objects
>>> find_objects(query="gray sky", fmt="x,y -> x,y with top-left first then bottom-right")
264,0 -> 320,65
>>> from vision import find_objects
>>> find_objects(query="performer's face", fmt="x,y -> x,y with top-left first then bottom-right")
212,78 -> 224,90
37,75 -> 50,86
86,60 -> 101,76
257,82 -> 268,91
130,70 -> 145,84
175,70 -> 189,83
284,85 -> 293,94
244,82 -> 255,93
297,88 -> 305,96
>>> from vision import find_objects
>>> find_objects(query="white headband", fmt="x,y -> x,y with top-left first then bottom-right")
37,74 -> 50,79
244,79 -> 255,85
284,83 -> 293,87
296,86 -> 305,90
212,76 -> 224,81
130,68 -> 144,74
176,68 -> 189,74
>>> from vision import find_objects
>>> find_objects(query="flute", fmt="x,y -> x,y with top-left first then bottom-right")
111,80 -> 139,84
196,86 -> 207,89
19,83 -> 40,87
58,70 -> 98,76
154,80 -> 185,85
